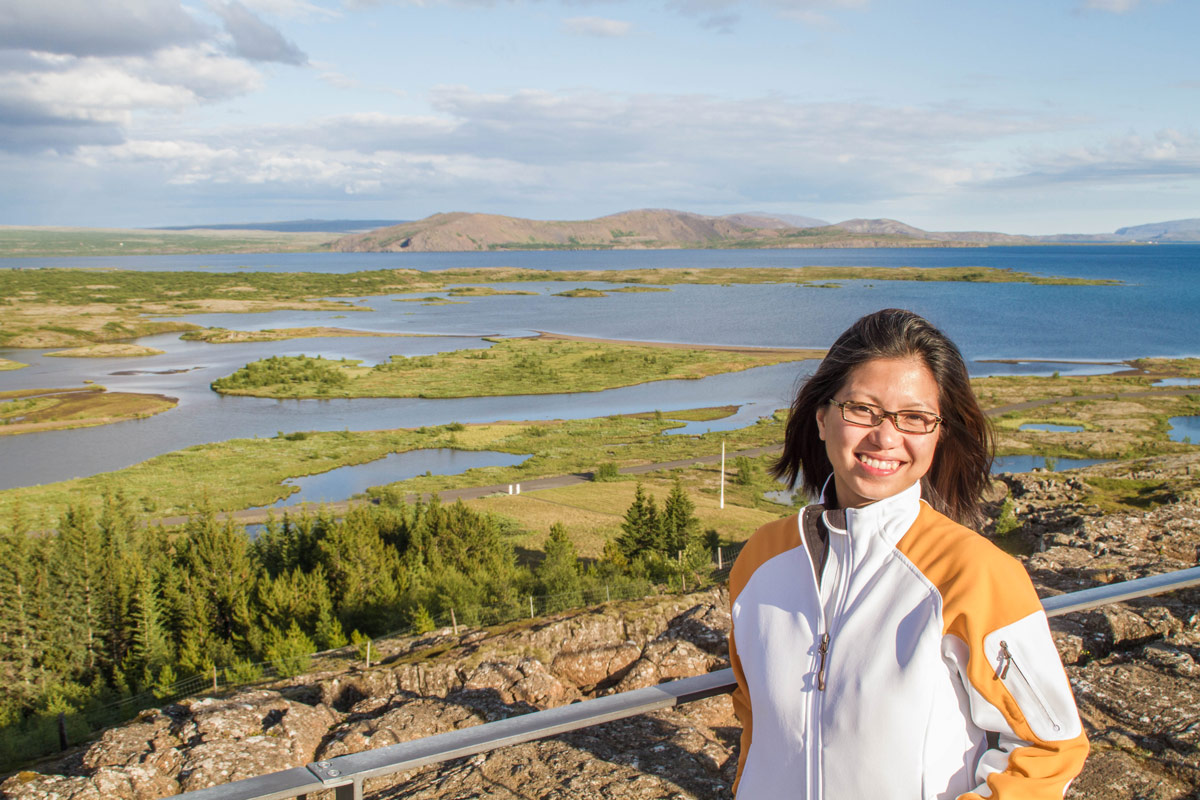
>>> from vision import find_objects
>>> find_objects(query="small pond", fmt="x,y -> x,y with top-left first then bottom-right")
1018,423 -> 1085,433
1167,416 -> 1200,444
1154,378 -> 1200,387
263,448 -> 529,508
991,455 -> 1110,473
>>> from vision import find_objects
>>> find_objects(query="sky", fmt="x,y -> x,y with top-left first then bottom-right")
0,0 -> 1197,234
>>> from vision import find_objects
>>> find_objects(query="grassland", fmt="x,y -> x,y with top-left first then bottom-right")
468,465 -> 784,558
0,386 -> 176,437
0,410 -> 788,526
210,337 -> 825,399
0,226 -> 335,257
45,343 -> 165,358
180,326 -> 403,343
0,266 -> 1116,348
0,359 -> 26,371
973,367 -> 1200,460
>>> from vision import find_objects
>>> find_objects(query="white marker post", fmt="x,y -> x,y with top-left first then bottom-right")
720,440 -> 726,509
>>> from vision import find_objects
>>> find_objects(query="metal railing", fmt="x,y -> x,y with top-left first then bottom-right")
175,565 -> 1200,800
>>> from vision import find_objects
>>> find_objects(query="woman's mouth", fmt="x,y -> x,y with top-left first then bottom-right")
857,453 -> 901,474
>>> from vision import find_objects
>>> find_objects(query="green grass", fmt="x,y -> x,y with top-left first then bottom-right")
0,359 -> 27,371
1079,476 -> 1180,513
210,338 -> 813,399
0,410 -> 788,525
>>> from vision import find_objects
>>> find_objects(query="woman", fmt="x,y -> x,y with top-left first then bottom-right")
729,309 -> 1088,799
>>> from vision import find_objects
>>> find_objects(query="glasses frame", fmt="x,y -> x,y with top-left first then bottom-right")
828,399 -> 942,435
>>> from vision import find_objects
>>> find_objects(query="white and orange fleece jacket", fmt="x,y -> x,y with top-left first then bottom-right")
729,481 -> 1088,799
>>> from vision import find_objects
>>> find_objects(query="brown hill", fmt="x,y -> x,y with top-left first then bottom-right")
329,209 -> 958,252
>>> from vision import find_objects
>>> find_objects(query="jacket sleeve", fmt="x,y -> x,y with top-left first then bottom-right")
729,626 -> 754,795
941,553 -> 1089,799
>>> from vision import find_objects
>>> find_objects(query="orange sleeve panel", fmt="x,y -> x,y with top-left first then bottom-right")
728,514 -> 802,795
898,504 -> 1089,799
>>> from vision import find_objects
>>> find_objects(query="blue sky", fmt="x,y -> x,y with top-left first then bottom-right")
0,0 -> 1197,233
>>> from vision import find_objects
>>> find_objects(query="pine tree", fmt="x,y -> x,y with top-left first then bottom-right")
536,523 -> 582,613
661,478 -> 700,556
0,505 -> 34,697
617,483 -> 661,559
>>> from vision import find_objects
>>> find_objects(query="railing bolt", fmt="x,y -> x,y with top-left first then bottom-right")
317,761 -> 331,768
327,769 -> 341,777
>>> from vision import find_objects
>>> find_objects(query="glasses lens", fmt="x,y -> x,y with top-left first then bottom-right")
895,411 -> 938,433
840,402 -> 879,425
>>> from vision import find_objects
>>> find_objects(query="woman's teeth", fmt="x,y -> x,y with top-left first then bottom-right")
858,454 -> 899,471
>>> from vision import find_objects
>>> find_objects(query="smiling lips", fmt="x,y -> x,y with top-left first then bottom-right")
857,453 -> 902,474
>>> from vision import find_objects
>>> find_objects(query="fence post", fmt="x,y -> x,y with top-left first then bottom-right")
717,546 -> 723,571
529,595 -> 535,618
605,583 -> 610,603
212,664 -> 218,692
365,640 -> 372,669
58,712 -> 68,751
451,608 -> 458,636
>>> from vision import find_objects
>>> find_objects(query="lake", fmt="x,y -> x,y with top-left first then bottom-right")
2,245 -> 1198,490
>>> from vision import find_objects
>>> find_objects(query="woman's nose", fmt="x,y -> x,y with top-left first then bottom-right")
867,418 -> 903,446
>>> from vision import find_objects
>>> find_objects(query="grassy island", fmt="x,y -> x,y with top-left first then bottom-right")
0,386 -> 177,436
180,326 -> 403,343
0,359 -> 27,371
0,266 -> 1117,349
45,343 -> 165,358
210,336 -> 825,399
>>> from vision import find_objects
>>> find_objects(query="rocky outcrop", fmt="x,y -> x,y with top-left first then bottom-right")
5,494 -> 1198,800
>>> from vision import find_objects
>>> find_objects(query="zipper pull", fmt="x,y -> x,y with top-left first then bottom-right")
996,640 -> 1012,680
817,632 -> 830,691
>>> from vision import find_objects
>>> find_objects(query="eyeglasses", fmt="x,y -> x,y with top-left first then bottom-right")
828,399 -> 942,435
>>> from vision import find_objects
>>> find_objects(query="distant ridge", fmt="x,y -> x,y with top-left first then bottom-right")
330,209 -> 961,252
1114,218 -> 1200,242
155,219 -> 407,234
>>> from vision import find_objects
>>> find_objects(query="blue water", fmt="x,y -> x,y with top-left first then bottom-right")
1167,416 -> 1200,444
1019,423 -> 1085,432
2,245 -> 1198,489
1155,378 -> 1200,387
991,455 -> 1111,473
265,448 -> 529,508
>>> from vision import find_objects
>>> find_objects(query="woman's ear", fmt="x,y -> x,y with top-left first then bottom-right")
815,404 -> 827,441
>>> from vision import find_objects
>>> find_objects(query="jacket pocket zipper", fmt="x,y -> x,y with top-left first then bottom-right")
996,640 -> 1062,733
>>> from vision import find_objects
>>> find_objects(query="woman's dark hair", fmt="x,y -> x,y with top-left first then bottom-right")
772,308 -> 993,528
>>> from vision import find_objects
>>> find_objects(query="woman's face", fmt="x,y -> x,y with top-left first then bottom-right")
815,356 -> 941,509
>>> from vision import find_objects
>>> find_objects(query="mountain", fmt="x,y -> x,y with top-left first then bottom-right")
731,211 -> 829,229
831,218 -> 1038,244
329,209 -> 951,252
1114,218 -> 1200,242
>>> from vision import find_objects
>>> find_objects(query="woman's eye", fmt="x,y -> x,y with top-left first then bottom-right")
847,404 -> 874,415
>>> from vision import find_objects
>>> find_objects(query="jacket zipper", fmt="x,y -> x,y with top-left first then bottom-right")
996,640 -> 1062,733
817,632 -> 830,691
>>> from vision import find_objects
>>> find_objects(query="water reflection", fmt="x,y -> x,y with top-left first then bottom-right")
991,455 -> 1110,473
1167,416 -> 1200,443
264,449 -> 529,508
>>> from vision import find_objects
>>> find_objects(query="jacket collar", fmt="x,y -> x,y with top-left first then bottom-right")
819,477 -> 922,549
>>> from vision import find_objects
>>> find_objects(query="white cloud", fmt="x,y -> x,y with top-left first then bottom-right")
0,0 -> 299,153
996,129 -> 1200,186
210,0 -> 309,64
563,16 -> 634,36
0,0 -> 209,57
51,87 -> 1076,214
